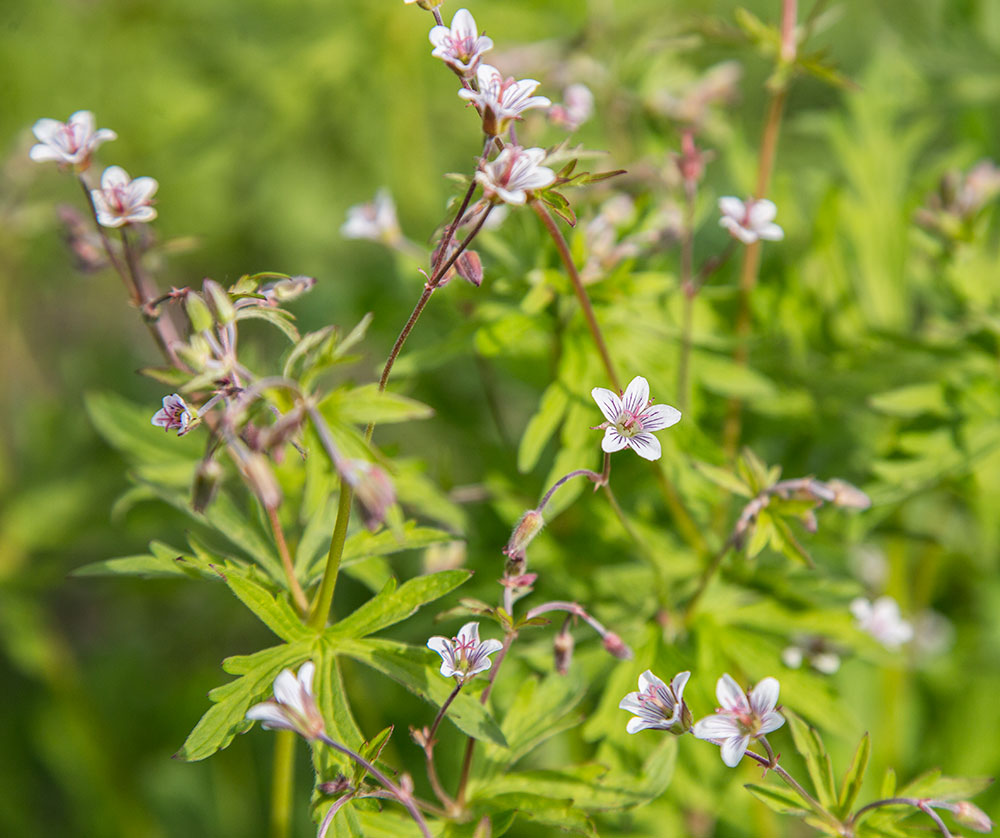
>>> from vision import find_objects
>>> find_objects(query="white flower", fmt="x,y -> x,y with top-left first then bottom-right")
782,641 -> 841,675
29,110 -> 116,168
718,196 -> 784,244
340,188 -> 400,243
151,394 -> 194,435
475,146 -> 556,206
619,670 -> 692,734
429,8 -> 493,77
692,674 -> 785,767
549,83 -> 595,131
246,661 -> 326,741
459,64 -> 551,136
850,596 -> 913,650
427,622 -> 503,684
91,166 -> 158,227
591,376 -> 681,461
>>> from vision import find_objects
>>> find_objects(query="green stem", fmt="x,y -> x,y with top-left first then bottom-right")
308,481 -> 354,630
268,730 -> 297,838
683,538 -> 735,620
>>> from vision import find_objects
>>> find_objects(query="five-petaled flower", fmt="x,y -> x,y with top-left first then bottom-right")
427,622 -> 503,684
475,146 -> 556,206
246,661 -> 326,741
718,196 -> 784,244
340,188 -> 401,244
151,394 -> 194,436
29,110 -> 116,169
91,166 -> 158,228
620,670 -> 692,735
591,376 -> 681,461
459,64 -> 551,137
850,596 -> 913,650
692,673 -> 785,767
429,8 -> 493,77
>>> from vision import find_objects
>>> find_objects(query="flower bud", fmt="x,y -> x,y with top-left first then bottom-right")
185,291 -> 214,333
952,801 -> 993,833
242,453 -> 282,510
825,479 -> 872,510
192,458 -> 223,512
203,278 -> 235,325
504,509 -> 545,561
553,628 -> 574,675
415,0 -> 444,9
602,632 -> 633,660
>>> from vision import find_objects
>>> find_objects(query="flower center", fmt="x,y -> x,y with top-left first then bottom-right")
615,409 -> 642,437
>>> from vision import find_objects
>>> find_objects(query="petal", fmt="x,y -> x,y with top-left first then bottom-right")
69,110 -> 95,136
692,714 -> 740,740
758,710 -> 785,734
718,196 -> 745,220
128,207 -> 157,224
591,387 -> 622,423
494,185 -> 526,205
29,144 -> 63,162
626,717 -> 658,734
849,598 -> 871,621
812,652 -> 840,675
128,176 -> 159,203
716,673 -> 748,712
246,702 -> 293,729
451,8 -> 476,36
748,199 -> 777,227
720,735 -> 751,767
151,410 -> 169,428
32,118 -> 66,144
428,24 -> 449,48
92,128 -> 117,145
618,691 -> 644,713
621,376 -> 650,417
297,661 -> 316,696
427,636 -> 454,661
758,223 -> 784,241
637,670 -> 667,694
749,677 -> 780,716
272,668 -> 302,709
101,165 -> 130,189
601,428 -> 629,453
467,655 -> 494,677
627,432 -> 662,461
477,638 -> 504,656
720,217 -> 757,244
518,165 -> 556,191
457,622 -> 480,645
670,670 -> 691,701
640,403 -> 682,432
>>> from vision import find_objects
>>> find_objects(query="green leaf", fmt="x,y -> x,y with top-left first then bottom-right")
283,325 -> 338,380
770,514 -> 816,567
696,353 -> 779,402
517,383 -> 569,473
234,306 -> 300,342
73,550 -> 188,579
745,783 -> 811,817
337,637 -> 506,747
216,565 -> 310,643
324,384 -> 433,425
692,460 -> 753,497
303,523 -> 456,583
326,570 -> 471,638
898,769 -> 993,802
475,793 -> 596,837
880,767 -> 897,799
869,383 -> 950,418
86,391 -> 202,465
837,732 -> 871,817
176,641 -> 309,761
786,711 -> 838,809
745,510 -> 774,559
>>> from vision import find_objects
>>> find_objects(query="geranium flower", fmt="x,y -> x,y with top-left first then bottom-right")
549,83 -> 595,131
619,670 -> 692,734
475,146 -> 555,206
459,64 -> 551,136
429,8 -> 493,77
692,674 -> 785,767
591,376 -> 681,461
246,661 -> 326,741
427,622 -> 503,684
718,196 -> 784,244
151,394 -> 194,436
340,188 -> 400,244
91,166 -> 158,227
850,596 -> 913,650
29,110 -> 116,168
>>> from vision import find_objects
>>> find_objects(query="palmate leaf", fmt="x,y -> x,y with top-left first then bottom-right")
214,563 -> 311,643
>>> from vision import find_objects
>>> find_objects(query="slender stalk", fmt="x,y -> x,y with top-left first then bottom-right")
677,174 -> 697,412
742,748 -> 833,824
308,481 -> 354,630
317,793 -> 355,838
532,200 -> 620,392
424,683 -> 463,810
268,730 -> 297,838
265,505 -> 309,615
682,538 -> 736,620
428,684 -> 463,743
537,468 -> 605,511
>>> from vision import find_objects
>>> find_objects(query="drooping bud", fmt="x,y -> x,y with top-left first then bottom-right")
601,631 -> 633,660
242,453 -> 282,510
203,278 -> 235,325
951,801 -> 993,833
825,479 -> 872,510
553,627 -> 574,675
259,274 -> 317,304
192,458 -> 223,512
341,459 -> 395,531
473,816 -> 493,838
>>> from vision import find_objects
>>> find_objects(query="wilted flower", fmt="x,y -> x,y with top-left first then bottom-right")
151,394 -> 194,435
340,188 -> 400,244
475,146 -> 555,206
850,596 -> 913,650
429,8 -> 493,77
91,166 -> 158,228
29,110 -> 116,169
619,670 -> 692,734
427,622 -> 503,684
246,661 -> 326,741
692,674 -> 785,767
459,64 -> 551,136
718,196 -> 784,245
591,376 -> 681,461
549,83 -> 595,131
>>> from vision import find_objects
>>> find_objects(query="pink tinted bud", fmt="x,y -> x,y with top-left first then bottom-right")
602,632 -> 632,660
504,509 -> 545,559
952,801 -> 993,833
553,630 -> 574,675
825,479 -> 872,510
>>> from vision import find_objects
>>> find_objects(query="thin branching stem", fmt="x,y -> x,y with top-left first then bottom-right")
265,505 -> 309,615
424,683 -> 463,810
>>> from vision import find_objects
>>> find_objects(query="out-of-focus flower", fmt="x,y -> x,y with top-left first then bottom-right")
29,110 -> 116,169
246,661 -> 326,741
718,196 -> 784,244
591,375 -> 681,461
648,61 -> 742,126
692,674 -> 785,767
548,83 -> 594,131
851,596 -> 913,650
427,622 -> 503,684
619,670 -> 692,735
340,188 -> 401,245
423,540 -> 467,573
459,64 -> 551,136
850,545 -> 889,589
91,166 -> 158,228
429,8 -> 493,77
913,609 -> 954,658
341,459 -> 395,531
949,801 -> 994,833
823,478 -> 872,510
475,146 -> 555,206
781,638 -> 841,675
151,394 -> 194,435
259,274 -> 317,304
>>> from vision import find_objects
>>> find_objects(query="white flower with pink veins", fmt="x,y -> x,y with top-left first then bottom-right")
459,64 -> 551,136
475,146 -> 555,206
591,375 -> 681,461
718,196 -> 784,244
29,110 -> 116,168
429,8 -> 493,77
692,673 -> 785,767
91,166 -> 158,228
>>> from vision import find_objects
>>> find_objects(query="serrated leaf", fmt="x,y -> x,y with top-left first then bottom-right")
303,523 -> 456,583
326,570 -> 471,638
216,565 -> 310,643
517,383 -> 569,473
837,732 -> 870,817
786,711 -> 838,809
745,783 -> 811,817
337,637 -> 506,747
324,384 -> 433,425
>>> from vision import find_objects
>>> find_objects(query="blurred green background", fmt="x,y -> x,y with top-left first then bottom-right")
2,0 -> 1000,835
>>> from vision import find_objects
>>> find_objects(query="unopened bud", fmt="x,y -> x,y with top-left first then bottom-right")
399,773 -> 415,796
203,278 -> 235,325
601,632 -> 632,660
952,801 -> 993,833
504,509 -> 545,561
409,726 -> 431,749
192,458 -> 223,512
553,629 -> 574,675
342,460 -> 395,530
242,453 -> 282,510
318,775 -> 352,796
455,250 -> 483,287
260,275 -> 317,303
184,292 -> 214,333
825,479 -> 872,510
415,0 -> 444,9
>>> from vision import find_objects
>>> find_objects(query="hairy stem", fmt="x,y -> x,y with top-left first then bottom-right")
743,748 -> 834,825
424,683 -> 463,809
268,730 -> 297,838
265,505 -> 309,615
